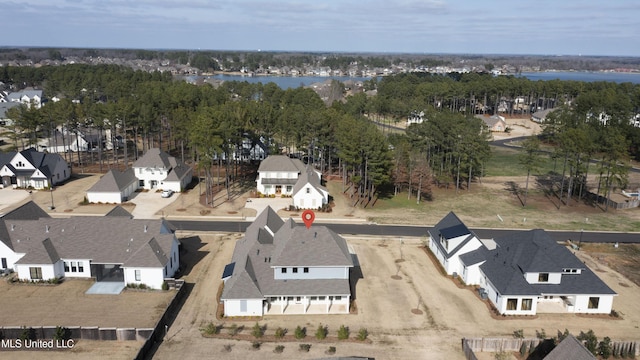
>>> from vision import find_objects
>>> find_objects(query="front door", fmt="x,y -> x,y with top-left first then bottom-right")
275,185 -> 282,194
1,258 -> 7,269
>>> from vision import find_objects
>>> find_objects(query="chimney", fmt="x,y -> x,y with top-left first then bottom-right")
11,224 -> 15,231
46,225 -> 49,233
144,225 -> 148,233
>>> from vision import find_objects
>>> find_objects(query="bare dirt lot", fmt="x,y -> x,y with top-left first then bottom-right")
152,234 -> 640,360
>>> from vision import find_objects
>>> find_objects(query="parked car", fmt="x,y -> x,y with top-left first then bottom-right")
161,189 -> 174,198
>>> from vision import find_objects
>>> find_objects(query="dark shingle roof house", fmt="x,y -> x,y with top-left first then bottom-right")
428,212 -> 616,316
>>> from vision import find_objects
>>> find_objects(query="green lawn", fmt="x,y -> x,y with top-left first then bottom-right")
483,145 -> 559,177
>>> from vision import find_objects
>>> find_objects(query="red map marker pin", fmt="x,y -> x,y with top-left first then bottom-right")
301,210 -> 315,229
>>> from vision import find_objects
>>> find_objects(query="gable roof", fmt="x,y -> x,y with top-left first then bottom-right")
0,148 -> 66,180
428,211 -> 478,259
105,206 -> 133,218
258,155 -> 306,173
292,167 -> 328,197
87,168 -> 137,193
480,229 -> 616,296
221,207 -> 353,301
133,148 -> 176,169
1,203 -> 176,269
545,334 -> 596,360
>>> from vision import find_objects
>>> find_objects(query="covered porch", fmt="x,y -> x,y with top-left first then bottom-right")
264,295 -> 350,315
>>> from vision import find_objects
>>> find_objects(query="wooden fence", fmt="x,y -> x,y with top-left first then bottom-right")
462,337 -> 638,358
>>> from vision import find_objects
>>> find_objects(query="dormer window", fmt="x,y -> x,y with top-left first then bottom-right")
538,273 -> 549,282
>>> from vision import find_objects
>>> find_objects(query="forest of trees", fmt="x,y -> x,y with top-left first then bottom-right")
1,63 -> 639,208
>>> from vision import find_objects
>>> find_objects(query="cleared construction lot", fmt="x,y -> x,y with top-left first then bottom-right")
153,234 -> 640,360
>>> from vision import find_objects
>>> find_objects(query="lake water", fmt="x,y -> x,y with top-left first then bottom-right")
187,71 -> 640,89
201,74 -> 371,89
519,71 -> 640,84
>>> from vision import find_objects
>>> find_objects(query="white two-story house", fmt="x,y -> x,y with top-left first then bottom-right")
256,155 -> 308,196
132,148 -> 192,192
0,148 -> 70,189
428,213 -> 617,316
221,206 -> 354,316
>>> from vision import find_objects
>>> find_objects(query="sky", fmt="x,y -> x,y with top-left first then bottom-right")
3,0 -> 640,56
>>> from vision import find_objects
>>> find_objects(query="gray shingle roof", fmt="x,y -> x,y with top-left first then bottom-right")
480,229 -> 616,296
132,148 -> 176,169
221,207 -> 353,301
87,168 -> 137,193
545,334 -> 596,360
1,206 -> 176,268
105,206 -> 133,218
257,155 -> 306,173
292,167 -> 328,196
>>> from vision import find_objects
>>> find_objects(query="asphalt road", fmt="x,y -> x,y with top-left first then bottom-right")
169,220 -> 640,244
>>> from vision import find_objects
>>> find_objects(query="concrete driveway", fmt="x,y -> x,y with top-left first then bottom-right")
244,197 -> 292,219
0,187 -> 33,214
128,190 -> 180,219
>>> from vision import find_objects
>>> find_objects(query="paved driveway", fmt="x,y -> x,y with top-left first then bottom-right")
129,191 -> 180,219
244,197 -> 292,219
0,187 -> 33,214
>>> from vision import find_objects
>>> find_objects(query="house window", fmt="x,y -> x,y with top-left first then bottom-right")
292,267 -> 298,273
286,186 -> 292,192
335,296 -> 342,301
306,188 -> 310,194
1,258 -> 6,269
318,296 -> 325,301
303,267 -> 309,273
78,262 -> 84,272
240,300 -> 247,312
64,262 -> 70,272
71,262 -> 77,272
506,298 -> 517,311
310,296 -> 317,301
29,267 -> 42,280
296,296 -> 301,302
139,180 -> 144,187
281,268 -> 287,273
521,298 -> 532,311
588,297 -> 600,309
135,270 -> 141,281
538,273 -> 549,282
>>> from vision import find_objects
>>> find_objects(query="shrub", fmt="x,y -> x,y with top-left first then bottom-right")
274,345 -> 284,353
53,326 -> 69,341
315,324 -> 327,340
228,324 -> 239,336
222,344 -> 232,352
337,325 -> 349,340
161,281 -> 169,290
536,328 -> 546,339
251,341 -> 261,350
294,326 -> 306,339
299,344 -> 311,352
357,328 -> 368,341
577,329 -> 598,355
201,322 -> 220,335
326,346 -> 336,354
513,329 -> 524,339
598,337 -> 612,359
19,327 -> 35,341
274,327 -> 286,339
252,322 -> 264,338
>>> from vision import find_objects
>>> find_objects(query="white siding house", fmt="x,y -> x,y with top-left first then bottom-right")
86,168 -> 138,204
221,206 -> 354,317
0,148 -> 70,189
0,202 -> 179,290
132,148 -> 192,192
429,213 -> 617,316
292,168 -> 329,209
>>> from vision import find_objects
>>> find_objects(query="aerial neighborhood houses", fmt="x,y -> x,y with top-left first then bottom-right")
428,212 -> 616,316
87,148 -> 193,204
0,147 -> 70,189
256,155 -> 329,210
220,206 -> 354,316
0,201 -> 179,290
